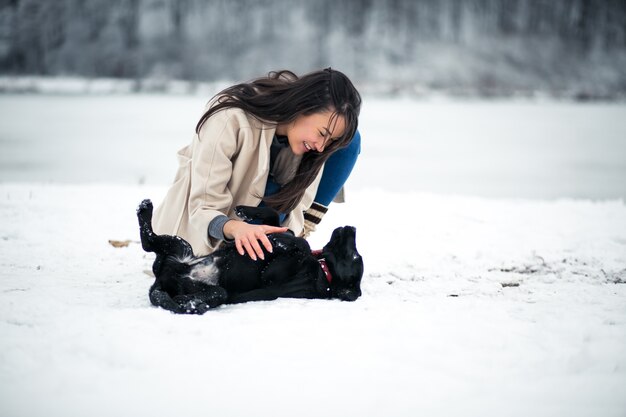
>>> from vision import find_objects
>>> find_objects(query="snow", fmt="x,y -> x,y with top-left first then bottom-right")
1,94 -> 626,417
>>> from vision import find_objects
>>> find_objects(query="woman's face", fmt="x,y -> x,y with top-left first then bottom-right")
278,111 -> 346,156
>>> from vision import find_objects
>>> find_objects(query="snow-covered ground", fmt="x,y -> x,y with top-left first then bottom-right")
0,94 -> 625,417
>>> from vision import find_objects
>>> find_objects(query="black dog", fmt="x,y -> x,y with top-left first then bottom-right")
137,199 -> 363,314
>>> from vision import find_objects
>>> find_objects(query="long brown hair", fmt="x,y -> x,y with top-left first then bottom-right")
195,68 -> 361,213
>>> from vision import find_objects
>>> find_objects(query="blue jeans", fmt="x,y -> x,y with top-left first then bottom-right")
314,130 -> 361,206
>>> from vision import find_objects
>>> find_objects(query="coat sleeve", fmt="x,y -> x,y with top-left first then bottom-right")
187,110 -> 240,248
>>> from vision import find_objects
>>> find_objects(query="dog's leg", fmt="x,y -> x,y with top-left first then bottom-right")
234,205 -> 281,227
137,199 -> 194,259
149,282 -> 227,314
149,281 -> 185,314
137,199 -> 160,252
173,286 -> 228,313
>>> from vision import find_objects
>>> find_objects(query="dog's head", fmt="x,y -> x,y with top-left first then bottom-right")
322,226 -> 363,302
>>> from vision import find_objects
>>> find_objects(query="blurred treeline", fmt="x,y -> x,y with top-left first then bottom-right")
1,0 -> 625,96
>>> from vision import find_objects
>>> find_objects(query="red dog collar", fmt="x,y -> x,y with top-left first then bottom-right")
311,249 -> 332,284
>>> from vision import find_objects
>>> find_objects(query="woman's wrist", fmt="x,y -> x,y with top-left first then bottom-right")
208,215 -> 232,241
222,219 -> 242,240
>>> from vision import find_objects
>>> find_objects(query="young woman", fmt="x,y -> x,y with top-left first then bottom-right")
152,68 -> 361,259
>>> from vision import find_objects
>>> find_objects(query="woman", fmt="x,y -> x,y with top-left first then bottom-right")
153,68 -> 361,259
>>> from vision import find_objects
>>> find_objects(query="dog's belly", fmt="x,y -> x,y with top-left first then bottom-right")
187,257 -> 220,286
217,259 -> 265,293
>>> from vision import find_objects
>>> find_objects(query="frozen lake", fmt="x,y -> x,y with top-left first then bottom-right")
1,93 -> 625,417
1,94 -> 625,200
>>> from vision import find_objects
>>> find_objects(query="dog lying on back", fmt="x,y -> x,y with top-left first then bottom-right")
137,199 -> 364,314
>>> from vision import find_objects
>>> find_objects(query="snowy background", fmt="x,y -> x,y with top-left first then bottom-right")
1,93 -> 625,417
1,0 -> 626,415
2,0 -> 626,99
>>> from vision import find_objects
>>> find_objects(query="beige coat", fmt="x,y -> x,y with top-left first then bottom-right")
153,106 -> 323,256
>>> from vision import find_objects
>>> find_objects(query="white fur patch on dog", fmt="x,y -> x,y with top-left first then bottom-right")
187,257 -> 220,286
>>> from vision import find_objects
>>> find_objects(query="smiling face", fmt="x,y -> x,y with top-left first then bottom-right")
277,110 -> 347,156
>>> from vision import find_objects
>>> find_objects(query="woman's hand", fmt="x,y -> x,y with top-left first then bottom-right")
223,220 -> 288,261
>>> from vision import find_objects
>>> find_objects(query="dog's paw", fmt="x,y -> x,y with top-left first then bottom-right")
234,206 -> 253,222
235,205 -> 282,226
137,199 -> 153,216
175,296 -> 211,315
